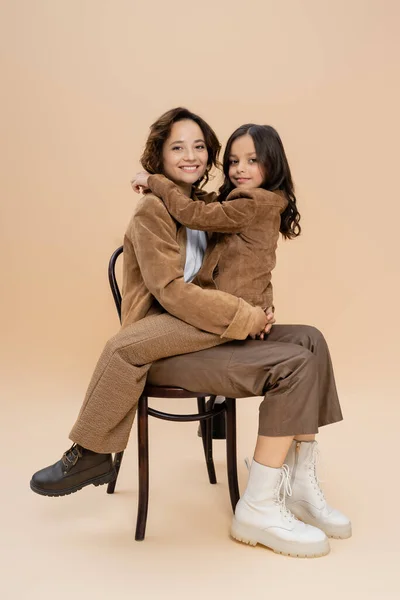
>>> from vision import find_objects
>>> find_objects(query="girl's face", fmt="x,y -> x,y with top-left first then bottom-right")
228,134 -> 265,190
162,119 -> 208,191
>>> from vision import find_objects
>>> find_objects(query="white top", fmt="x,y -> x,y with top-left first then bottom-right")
183,228 -> 208,283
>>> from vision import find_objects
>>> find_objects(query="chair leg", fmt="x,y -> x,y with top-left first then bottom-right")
135,395 -> 149,541
107,451 -> 124,494
225,397 -> 240,512
197,397 -> 217,484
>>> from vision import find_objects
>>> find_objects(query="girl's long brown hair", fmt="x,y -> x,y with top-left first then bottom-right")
219,124 -> 301,239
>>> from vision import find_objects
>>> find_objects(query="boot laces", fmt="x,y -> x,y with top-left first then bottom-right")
61,443 -> 82,471
276,464 -> 296,522
309,444 -> 325,502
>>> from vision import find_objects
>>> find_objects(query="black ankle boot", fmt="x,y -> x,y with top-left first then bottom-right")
30,443 -> 116,497
197,397 -> 227,440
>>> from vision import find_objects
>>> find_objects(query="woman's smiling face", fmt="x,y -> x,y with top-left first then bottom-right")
162,119 -> 208,189
228,134 -> 265,190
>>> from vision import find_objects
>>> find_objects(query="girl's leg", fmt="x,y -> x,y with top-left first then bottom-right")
147,334 -> 350,548
254,435 -> 294,468
231,346 -> 330,558
294,434 -> 316,442
152,325 -> 343,436
284,439 -> 352,539
146,334 -> 333,557
253,433 -> 316,469
232,436 -> 329,558
262,328 -> 350,537
231,333 -> 348,555
266,324 -> 343,428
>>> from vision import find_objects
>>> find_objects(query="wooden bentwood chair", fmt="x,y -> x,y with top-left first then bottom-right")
106,246 -> 240,540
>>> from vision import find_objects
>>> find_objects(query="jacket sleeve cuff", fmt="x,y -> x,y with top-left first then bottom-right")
221,299 -> 263,340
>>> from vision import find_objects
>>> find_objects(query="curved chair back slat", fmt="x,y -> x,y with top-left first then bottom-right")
108,245 -> 123,321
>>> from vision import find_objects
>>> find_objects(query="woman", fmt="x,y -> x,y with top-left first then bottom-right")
30,108 -> 349,558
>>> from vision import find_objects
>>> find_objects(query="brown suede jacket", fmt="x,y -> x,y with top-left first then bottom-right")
148,174 -> 288,309
121,192 -> 267,340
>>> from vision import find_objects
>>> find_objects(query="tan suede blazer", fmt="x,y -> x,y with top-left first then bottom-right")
148,175 -> 288,309
121,192 -> 266,340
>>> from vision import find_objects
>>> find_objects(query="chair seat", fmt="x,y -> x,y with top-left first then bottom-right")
143,384 -> 208,399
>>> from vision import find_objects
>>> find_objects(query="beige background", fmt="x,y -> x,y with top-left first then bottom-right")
1,1 -> 399,598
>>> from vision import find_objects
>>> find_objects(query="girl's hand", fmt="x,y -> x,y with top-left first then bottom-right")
130,171 -> 150,194
258,307 -> 275,340
249,307 -> 275,340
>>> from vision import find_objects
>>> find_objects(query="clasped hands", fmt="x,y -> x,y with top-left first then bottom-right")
251,307 -> 275,340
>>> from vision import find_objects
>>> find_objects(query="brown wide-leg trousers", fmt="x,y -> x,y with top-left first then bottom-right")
70,315 -> 342,454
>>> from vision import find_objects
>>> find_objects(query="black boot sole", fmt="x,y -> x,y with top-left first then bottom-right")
30,468 -> 117,497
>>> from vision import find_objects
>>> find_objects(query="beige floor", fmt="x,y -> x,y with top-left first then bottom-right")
2,379 -> 398,600
2,1 -> 399,597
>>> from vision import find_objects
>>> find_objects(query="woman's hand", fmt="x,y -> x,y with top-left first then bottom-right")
130,171 -> 150,194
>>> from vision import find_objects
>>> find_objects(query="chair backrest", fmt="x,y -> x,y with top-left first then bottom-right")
108,246 -> 123,323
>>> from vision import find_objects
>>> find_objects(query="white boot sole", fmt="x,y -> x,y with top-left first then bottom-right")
230,518 -> 330,558
288,506 -> 352,539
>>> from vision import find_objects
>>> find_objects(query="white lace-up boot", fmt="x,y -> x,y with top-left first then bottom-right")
285,441 -> 352,539
231,460 -> 329,557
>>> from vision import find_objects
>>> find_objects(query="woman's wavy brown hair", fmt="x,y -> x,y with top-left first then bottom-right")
140,107 -> 221,187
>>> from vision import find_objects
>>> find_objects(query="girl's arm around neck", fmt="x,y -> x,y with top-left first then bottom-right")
128,194 -> 266,339
148,174 -> 261,233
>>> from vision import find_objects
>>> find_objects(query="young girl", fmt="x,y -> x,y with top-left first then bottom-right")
131,124 -> 298,325
31,108 -> 348,559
